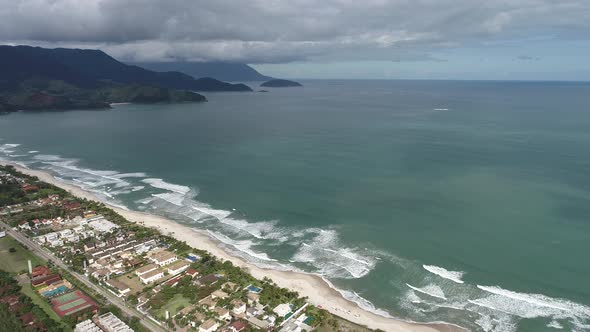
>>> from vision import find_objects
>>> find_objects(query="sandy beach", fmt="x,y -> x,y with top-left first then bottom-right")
1,160 -> 465,332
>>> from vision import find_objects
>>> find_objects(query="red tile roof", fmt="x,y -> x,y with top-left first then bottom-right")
230,320 -> 248,331
31,265 -> 51,278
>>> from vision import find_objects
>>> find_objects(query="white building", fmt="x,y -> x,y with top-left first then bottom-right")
232,300 -> 247,315
135,263 -> 158,277
97,312 -> 134,332
166,260 -> 190,275
273,303 -> 292,318
149,250 -> 178,266
106,279 -> 131,297
199,318 -> 220,332
74,319 -> 102,332
139,269 -> 164,284
87,216 -> 119,233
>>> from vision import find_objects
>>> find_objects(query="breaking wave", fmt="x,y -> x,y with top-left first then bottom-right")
423,265 -> 465,284
406,283 -> 447,300
4,140 -> 590,332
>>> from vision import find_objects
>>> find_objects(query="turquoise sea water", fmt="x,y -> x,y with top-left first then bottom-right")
1,80 -> 590,331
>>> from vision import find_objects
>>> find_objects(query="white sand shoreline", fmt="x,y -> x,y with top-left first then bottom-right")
0,160 -> 466,332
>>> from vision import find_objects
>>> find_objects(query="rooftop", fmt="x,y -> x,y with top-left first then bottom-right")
106,279 -> 130,292
200,318 -> 218,329
140,269 -> 163,280
136,263 -> 158,274
150,250 -> 176,263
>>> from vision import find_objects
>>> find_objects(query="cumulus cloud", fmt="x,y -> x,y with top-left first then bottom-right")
0,0 -> 589,63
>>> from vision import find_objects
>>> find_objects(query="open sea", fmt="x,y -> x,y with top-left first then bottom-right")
1,80 -> 590,332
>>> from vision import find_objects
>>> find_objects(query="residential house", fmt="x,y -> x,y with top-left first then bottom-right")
166,260 -> 190,275
135,264 -> 158,277
211,290 -> 229,300
273,303 -> 292,318
198,274 -> 220,286
106,279 -> 131,297
231,300 -> 246,315
199,318 -> 220,332
139,269 -> 164,284
227,321 -> 248,332
198,295 -> 217,310
221,282 -> 238,292
149,250 -> 178,266
186,268 -> 199,278
214,307 -> 231,321
246,292 -> 260,305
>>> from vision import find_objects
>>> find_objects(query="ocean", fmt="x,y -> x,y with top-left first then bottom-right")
1,80 -> 590,332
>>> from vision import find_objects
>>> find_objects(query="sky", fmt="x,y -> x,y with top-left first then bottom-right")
1,0 -> 589,80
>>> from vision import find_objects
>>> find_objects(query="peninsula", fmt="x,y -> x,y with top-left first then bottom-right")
0,45 -> 254,112
260,79 -> 303,87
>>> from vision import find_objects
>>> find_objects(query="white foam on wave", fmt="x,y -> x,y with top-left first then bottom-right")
153,192 -> 186,206
406,283 -> 447,300
28,151 -> 39,154
142,178 -> 190,194
547,320 -> 563,329
469,285 -> 590,331
474,313 -> 517,332
41,159 -> 132,188
321,277 -> 394,318
190,204 -> 233,221
0,143 -> 20,154
423,265 -> 465,284
291,229 -> 377,279
217,218 -> 289,242
207,229 -> 276,262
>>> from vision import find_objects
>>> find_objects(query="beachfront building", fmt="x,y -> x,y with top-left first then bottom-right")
139,269 -> 164,284
149,250 -> 178,266
87,216 -> 119,233
273,303 -> 292,317
199,318 -> 220,332
166,260 -> 190,275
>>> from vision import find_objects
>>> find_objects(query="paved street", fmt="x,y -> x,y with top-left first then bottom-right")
0,220 -> 165,332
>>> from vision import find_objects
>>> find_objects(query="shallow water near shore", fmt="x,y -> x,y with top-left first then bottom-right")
2,80 -> 590,332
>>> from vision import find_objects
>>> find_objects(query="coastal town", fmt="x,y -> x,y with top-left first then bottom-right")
0,165 -> 353,332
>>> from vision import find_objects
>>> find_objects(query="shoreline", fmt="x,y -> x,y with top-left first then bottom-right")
0,160 -> 466,332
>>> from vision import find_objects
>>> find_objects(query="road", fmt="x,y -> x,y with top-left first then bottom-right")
0,221 -> 166,332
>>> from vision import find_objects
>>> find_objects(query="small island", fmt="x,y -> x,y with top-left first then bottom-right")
260,79 -> 302,87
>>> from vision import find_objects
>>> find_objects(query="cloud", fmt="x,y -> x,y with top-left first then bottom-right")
0,0 -> 589,63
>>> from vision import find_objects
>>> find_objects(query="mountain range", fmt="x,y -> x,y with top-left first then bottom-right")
0,46 -> 252,92
131,61 -> 272,82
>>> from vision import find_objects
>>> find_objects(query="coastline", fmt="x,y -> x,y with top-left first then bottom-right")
0,160 -> 465,332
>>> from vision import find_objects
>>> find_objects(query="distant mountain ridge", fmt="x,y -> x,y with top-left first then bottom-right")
132,61 -> 273,82
0,45 -> 252,92
261,79 -> 302,87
